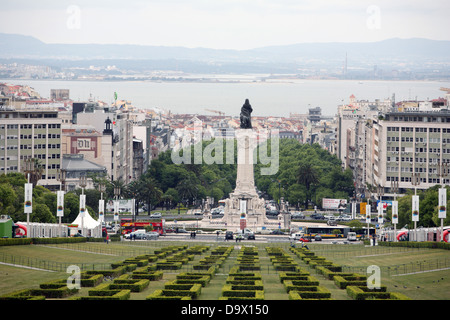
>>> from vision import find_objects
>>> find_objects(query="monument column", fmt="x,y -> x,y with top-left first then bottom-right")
234,129 -> 258,197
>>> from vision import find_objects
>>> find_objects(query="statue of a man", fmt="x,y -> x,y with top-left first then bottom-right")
240,99 -> 253,129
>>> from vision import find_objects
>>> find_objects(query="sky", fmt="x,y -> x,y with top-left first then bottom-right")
0,0 -> 449,50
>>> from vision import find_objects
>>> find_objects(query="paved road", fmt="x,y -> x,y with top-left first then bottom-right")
121,232 -> 361,245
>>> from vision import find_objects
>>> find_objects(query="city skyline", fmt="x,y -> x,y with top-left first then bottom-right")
0,0 -> 449,50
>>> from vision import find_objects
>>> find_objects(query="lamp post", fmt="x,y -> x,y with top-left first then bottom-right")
411,173 -> 420,241
391,180 -> 399,242
114,186 -> 121,232
79,175 -> 87,236
377,185 -> 384,240
98,182 -> 106,238
57,169 -> 66,237
22,158 -> 36,238
437,162 -> 448,242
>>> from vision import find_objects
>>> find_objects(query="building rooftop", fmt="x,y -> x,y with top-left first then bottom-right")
62,154 -> 106,172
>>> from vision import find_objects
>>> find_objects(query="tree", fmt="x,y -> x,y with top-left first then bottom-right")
140,176 -> 163,214
176,175 -> 199,206
297,162 -> 319,208
64,192 -> 80,223
32,203 -> 56,223
0,183 -> 17,217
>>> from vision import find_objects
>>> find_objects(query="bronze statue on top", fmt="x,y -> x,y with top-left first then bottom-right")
240,99 -> 253,129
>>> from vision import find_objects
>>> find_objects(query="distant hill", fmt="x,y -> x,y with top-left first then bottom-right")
1,33 -> 449,63
1,33 -> 449,77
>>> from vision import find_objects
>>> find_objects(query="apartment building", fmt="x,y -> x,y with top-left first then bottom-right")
0,107 -> 62,189
365,109 -> 450,198
76,106 -> 134,184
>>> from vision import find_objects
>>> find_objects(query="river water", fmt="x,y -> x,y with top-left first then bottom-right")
2,78 -> 448,117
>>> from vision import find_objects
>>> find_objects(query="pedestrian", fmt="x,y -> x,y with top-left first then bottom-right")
106,234 -> 109,244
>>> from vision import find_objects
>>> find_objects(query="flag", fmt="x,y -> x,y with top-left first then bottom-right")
114,92 -> 117,101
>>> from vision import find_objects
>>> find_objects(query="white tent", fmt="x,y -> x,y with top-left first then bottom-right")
72,208 -> 101,237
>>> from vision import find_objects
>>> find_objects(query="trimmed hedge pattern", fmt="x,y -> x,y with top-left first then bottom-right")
292,246 -> 411,300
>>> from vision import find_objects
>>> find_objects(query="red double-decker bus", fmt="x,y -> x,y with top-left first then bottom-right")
120,218 -> 164,235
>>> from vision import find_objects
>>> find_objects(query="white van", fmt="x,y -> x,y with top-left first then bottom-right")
347,232 -> 357,241
289,233 -> 304,241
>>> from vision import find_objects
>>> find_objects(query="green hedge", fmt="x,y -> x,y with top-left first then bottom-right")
288,290 -> 331,300
146,290 -> 192,300
346,286 -> 410,300
73,283 -> 130,300
146,283 -> 202,299
287,286 -> 331,299
176,273 -> 211,287
155,261 -> 183,270
186,245 -> 210,254
0,236 -> 121,246
135,254 -> 159,262
85,265 -> 127,278
0,238 -> 33,246
131,270 -> 163,281
31,286 -> 78,298
221,286 -> 265,300
222,281 -> 264,291
315,266 -> 344,279
0,289 -> 45,300
282,278 -> 320,291
110,276 -> 150,292
334,274 -> 368,289
374,241 -> 450,250
81,274 -> 104,287
278,271 -> 310,282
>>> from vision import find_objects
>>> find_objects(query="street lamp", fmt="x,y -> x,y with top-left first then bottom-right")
437,161 -> 448,242
391,180 -> 399,242
22,158 -> 43,237
79,174 -> 87,236
57,169 -> 66,237
98,182 -> 106,237
411,173 -> 420,241
114,186 -> 121,231
377,185 -> 384,236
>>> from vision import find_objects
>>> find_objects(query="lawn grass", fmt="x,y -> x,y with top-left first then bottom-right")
1,241 -> 449,300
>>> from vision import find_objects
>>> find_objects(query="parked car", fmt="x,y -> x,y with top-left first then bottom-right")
289,233 -> 303,241
311,213 -> 325,220
225,231 -> 234,240
176,228 -> 188,233
314,234 -> 322,241
143,232 -> 159,240
291,211 -> 305,219
255,227 -> 272,234
327,217 -> 338,226
125,230 -> 146,239
149,212 -> 162,218
297,236 -> 311,242
266,209 -> 279,216
211,208 -> 224,215
271,229 -> 285,235
193,209 -> 203,215
245,233 -> 255,240
127,232 -> 145,240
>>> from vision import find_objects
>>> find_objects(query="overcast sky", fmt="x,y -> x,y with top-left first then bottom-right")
1,0 -> 449,50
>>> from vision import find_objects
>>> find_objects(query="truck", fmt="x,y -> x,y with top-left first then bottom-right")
237,228 -> 255,240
